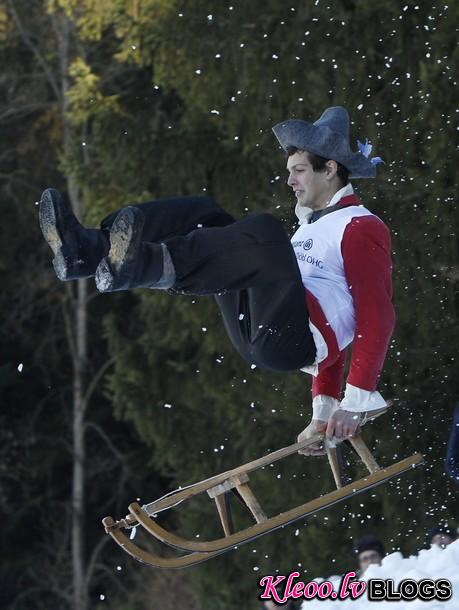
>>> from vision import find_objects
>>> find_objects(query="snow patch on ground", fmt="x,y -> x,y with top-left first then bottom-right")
301,540 -> 459,609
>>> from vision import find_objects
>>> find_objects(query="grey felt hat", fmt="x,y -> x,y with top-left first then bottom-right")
272,106 -> 382,179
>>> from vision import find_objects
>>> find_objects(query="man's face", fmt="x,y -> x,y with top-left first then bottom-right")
358,550 -> 382,574
430,533 -> 455,549
286,150 -> 330,210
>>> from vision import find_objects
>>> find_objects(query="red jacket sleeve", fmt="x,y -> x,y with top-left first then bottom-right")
312,349 -> 346,400
341,215 -> 395,391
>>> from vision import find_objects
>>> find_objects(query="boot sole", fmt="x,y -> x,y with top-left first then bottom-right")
39,189 -> 69,281
95,207 -> 144,292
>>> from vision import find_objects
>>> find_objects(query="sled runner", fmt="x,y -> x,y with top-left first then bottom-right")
103,418 -> 423,569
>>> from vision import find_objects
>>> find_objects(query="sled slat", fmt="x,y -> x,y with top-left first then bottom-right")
207,473 -> 249,498
349,434 -> 380,474
326,446 -> 343,489
236,482 -> 267,524
214,493 -> 233,536
144,434 -> 323,515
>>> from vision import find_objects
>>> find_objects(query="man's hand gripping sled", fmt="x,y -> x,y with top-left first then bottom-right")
297,404 -> 390,457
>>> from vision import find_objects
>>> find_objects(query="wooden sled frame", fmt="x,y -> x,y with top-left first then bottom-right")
103,432 -> 423,569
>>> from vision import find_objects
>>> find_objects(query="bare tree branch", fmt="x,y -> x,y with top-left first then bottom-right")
0,102 -> 52,122
62,287 -> 77,364
11,585 -> 72,610
0,172 -> 41,192
82,357 -> 114,414
84,420 -> 125,460
89,563 -> 132,597
6,0 -> 61,101
84,534 -> 111,588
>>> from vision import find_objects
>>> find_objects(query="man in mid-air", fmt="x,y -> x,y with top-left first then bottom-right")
39,106 -> 394,451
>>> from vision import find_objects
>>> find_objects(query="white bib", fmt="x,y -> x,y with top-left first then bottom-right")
291,205 -> 374,354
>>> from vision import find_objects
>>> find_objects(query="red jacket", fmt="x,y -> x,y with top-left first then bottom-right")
301,194 -> 395,400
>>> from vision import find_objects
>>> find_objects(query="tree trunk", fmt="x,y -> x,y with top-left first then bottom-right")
57,12 -> 89,610
72,276 -> 88,610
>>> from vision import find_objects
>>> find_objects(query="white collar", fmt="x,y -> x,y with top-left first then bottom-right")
295,182 -> 354,225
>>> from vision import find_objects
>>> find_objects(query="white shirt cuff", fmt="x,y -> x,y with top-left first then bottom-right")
339,383 -> 387,413
312,395 -> 340,421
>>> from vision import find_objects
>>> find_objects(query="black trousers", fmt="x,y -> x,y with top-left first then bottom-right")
101,196 -> 316,372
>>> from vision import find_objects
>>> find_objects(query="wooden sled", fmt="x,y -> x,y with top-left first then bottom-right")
103,424 -> 423,569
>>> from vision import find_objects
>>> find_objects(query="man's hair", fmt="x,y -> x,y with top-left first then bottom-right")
427,525 -> 457,543
286,146 -> 349,187
353,535 -> 385,558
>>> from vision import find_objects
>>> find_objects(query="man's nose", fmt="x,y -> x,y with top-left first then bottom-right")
287,174 -> 296,187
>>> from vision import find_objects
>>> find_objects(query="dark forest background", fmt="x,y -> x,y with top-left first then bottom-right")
1,1 -> 458,609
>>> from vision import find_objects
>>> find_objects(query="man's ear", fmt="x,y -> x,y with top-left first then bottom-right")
325,159 -> 338,180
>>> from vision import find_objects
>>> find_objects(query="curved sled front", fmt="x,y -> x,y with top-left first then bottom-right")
102,516 -> 225,569
128,452 -> 423,554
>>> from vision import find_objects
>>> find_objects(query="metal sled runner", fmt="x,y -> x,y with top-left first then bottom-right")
103,431 -> 423,569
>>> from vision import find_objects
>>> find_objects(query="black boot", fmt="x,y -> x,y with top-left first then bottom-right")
39,188 -> 109,281
95,206 -> 168,293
